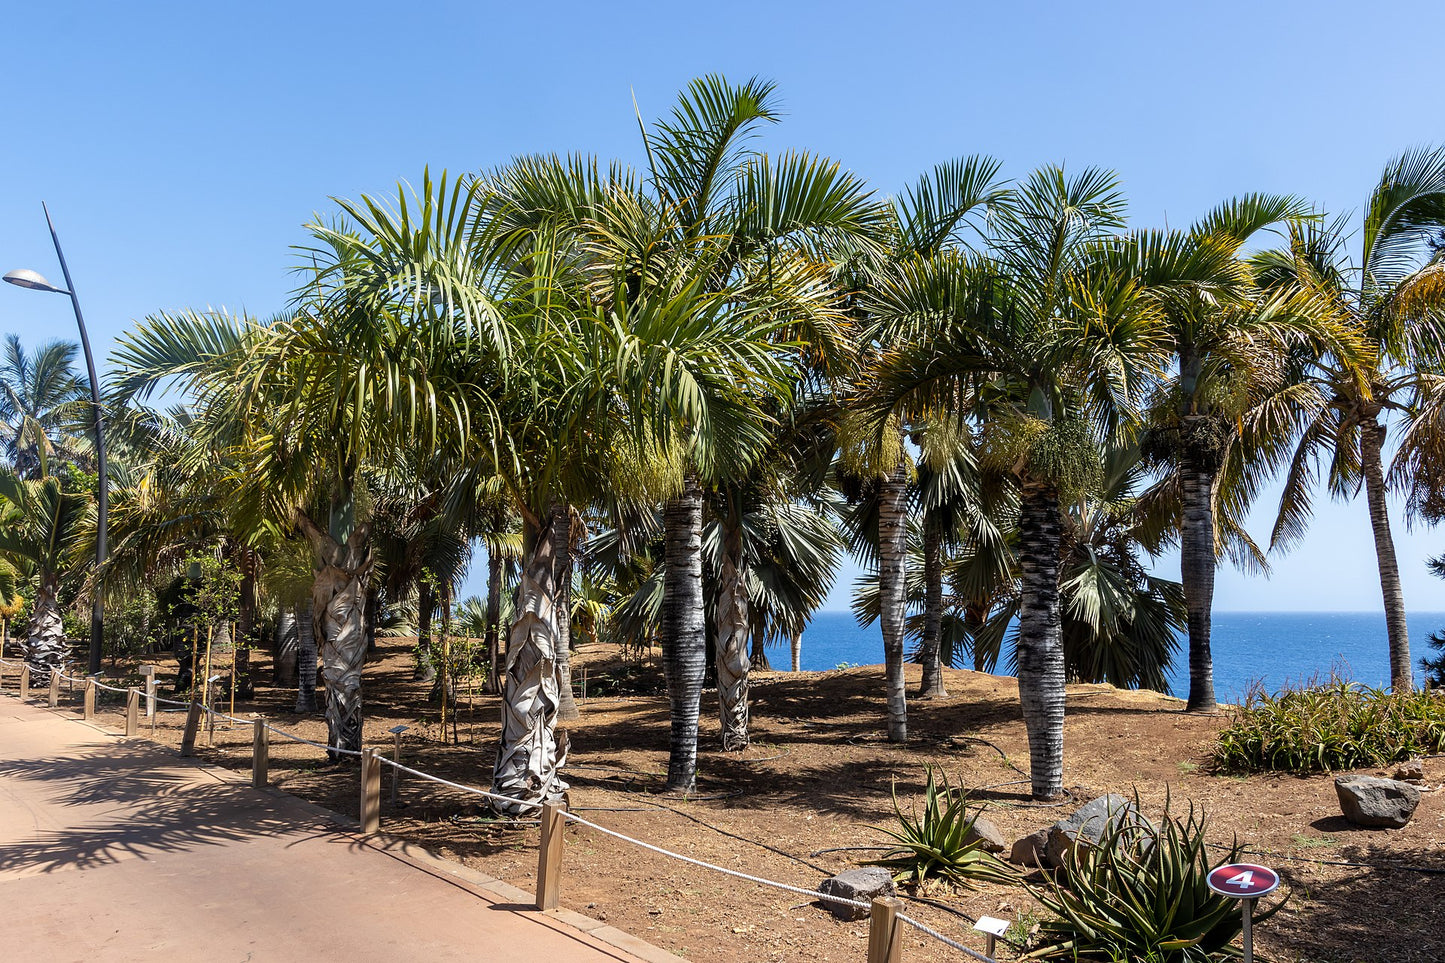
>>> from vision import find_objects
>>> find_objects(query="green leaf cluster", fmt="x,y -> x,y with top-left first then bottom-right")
866,766 -> 1018,892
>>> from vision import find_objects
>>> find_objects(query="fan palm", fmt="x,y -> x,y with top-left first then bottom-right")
0,471 -> 92,680
0,336 -> 89,479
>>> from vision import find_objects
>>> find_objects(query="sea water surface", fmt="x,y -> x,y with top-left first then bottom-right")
792,611 -> 1445,702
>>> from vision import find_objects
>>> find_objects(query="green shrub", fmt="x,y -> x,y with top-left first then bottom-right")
1026,794 -> 1281,962
867,767 -> 1017,892
1212,677 -> 1445,773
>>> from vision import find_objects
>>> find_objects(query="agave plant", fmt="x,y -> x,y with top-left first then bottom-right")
1027,794 -> 1283,961
868,767 -> 1018,892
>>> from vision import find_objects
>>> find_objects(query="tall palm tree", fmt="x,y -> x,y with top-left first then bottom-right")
0,336 -> 88,479
0,471 -> 91,680
1256,147 -> 1445,692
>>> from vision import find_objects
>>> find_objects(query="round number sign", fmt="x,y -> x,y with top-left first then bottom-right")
1206,863 -> 1280,899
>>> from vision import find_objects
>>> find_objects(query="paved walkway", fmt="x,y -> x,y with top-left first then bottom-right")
0,693 -> 678,963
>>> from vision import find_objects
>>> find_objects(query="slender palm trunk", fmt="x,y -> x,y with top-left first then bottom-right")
965,602 -> 987,672
300,518 -> 374,757
878,461 -> 909,743
415,582 -> 437,683
274,607 -> 298,686
1362,419 -> 1412,691
918,515 -> 947,699
364,585 -> 379,660
1016,481 -> 1065,800
484,551 -> 502,694
749,628 -> 771,669
790,631 -> 802,672
493,510 -> 569,812
661,473 -> 705,792
1180,443 -> 1218,711
715,519 -> 750,751
295,601 -> 318,713
24,573 -> 66,683
553,504 -> 580,721
236,566 -> 256,700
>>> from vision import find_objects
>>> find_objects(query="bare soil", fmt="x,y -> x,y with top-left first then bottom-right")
56,639 -> 1445,963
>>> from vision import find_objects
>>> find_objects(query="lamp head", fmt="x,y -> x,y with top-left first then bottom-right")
3,269 -> 68,295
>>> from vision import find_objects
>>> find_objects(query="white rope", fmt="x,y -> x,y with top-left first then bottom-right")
379,756 -> 542,811
562,811 -> 873,914
258,719 -> 363,757
896,912 -> 999,963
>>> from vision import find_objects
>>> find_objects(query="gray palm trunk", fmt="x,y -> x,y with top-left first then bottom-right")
415,581 -> 437,683
484,551 -> 502,694
790,631 -> 802,672
878,461 -> 909,743
750,628 -> 771,669
294,601 -> 318,713
492,510 -> 569,812
1361,417 -> 1413,691
24,573 -> 66,683
300,519 -> 374,756
1180,445 -> 1218,712
714,521 -> 750,751
553,504 -> 580,721
661,473 -> 706,792
273,607 -> 298,686
1016,481 -> 1066,800
917,516 -> 947,699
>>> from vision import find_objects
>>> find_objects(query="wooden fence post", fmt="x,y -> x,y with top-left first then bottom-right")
535,800 -> 566,910
125,689 -> 140,736
867,897 -> 903,963
252,718 -> 269,789
48,672 -> 60,707
359,747 -> 381,834
19,665 -> 29,699
141,666 -> 157,719
83,678 -> 96,720
180,701 -> 202,756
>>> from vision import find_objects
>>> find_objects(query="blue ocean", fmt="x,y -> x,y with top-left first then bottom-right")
791,611 -> 1445,702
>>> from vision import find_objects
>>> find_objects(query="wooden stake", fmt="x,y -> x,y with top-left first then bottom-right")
180,701 -> 203,756
83,678 -> 96,720
252,718 -> 269,789
391,730 -> 403,807
48,671 -> 60,707
143,668 -> 157,720
359,747 -> 381,834
125,689 -> 139,736
535,800 -> 566,910
867,897 -> 903,963
19,664 -> 29,699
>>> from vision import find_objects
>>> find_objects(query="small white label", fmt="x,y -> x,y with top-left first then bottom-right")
973,916 -> 1010,937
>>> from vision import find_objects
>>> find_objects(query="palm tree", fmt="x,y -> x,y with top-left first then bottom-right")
0,336 -> 88,479
0,471 -> 91,680
1256,147 -> 1445,692
865,167 -> 1169,798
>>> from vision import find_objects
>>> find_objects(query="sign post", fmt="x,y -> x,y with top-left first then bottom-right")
1206,863 -> 1280,963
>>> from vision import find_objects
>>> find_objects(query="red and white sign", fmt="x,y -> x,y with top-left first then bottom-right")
1206,863 -> 1280,899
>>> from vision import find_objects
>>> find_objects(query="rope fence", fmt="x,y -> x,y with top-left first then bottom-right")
0,654 -> 997,963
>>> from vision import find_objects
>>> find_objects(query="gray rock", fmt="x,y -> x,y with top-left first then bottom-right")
1335,775 -> 1420,828
1008,829 -> 1050,867
818,867 -> 895,920
964,814 -> 1007,854
1393,758 -> 1425,783
1045,794 -> 1138,868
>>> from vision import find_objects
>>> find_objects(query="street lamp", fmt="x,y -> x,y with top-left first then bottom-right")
3,202 -> 110,676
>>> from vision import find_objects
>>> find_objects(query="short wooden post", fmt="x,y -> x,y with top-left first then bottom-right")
48,671 -> 60,707
141,666 -> 157,719
252,718 -> 269,789
180,701 -> 203,756
359,747 -> 382,834
125,689 -> 140,736
867,897 -> 903,963
83,678 -> 96,720
19,665 -> 30,699
391,729 -> 403,807
535,800 -> 566,910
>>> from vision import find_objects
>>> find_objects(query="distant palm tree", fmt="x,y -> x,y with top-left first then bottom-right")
0,336 -> 87,479
0,471 -> 91,680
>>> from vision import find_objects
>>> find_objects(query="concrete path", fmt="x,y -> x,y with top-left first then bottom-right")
0,693 -> 679,963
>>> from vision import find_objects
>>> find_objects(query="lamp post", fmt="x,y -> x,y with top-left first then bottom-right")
3,202 -> 109,676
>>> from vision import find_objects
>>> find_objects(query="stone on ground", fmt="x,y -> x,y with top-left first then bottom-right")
1008,829 -> 1049,867
964,814 -> 1007,853
1045,794 -> 1138,868
818,867 -> 895,920
1335,775 -> 1420,828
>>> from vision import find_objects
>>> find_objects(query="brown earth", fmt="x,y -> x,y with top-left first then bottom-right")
44,638 -> 1445,963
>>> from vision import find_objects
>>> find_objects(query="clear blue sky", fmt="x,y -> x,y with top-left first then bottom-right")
2,0 -> 1442,613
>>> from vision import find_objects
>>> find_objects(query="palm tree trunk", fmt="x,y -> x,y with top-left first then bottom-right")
878,460 -> 909,743
790,630 -> 802,672
295,601 -> 318,713
965,602 -> 987,672
236,566 -> 256,700
484,551 -> 502,694
274,607 -> 298,686
661,473 -> 705,792
553,504 -> 580,721
492,510 -> 569,812
1362,419 -> 1413,691
364,584 -> 379,660
1016,481 -> 1065,801
415,581 -> 437,683
750,627 -> 771,669
714,519 -> 750,751
24,573 -> 66,683
1180,445 -> 1218,712
299,516 -> 374,757
918,515 -> 947,699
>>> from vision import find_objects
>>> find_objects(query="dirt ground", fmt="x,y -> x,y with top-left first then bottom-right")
36,638 -> 1445,963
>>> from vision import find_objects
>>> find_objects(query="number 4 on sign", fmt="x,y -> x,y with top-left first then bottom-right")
1225,870 -> 1255,889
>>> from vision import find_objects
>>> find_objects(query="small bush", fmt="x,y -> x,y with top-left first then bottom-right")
1026,794 -> 1281,962
1212,677 -> 1445,773
867,767 -> 1017,892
